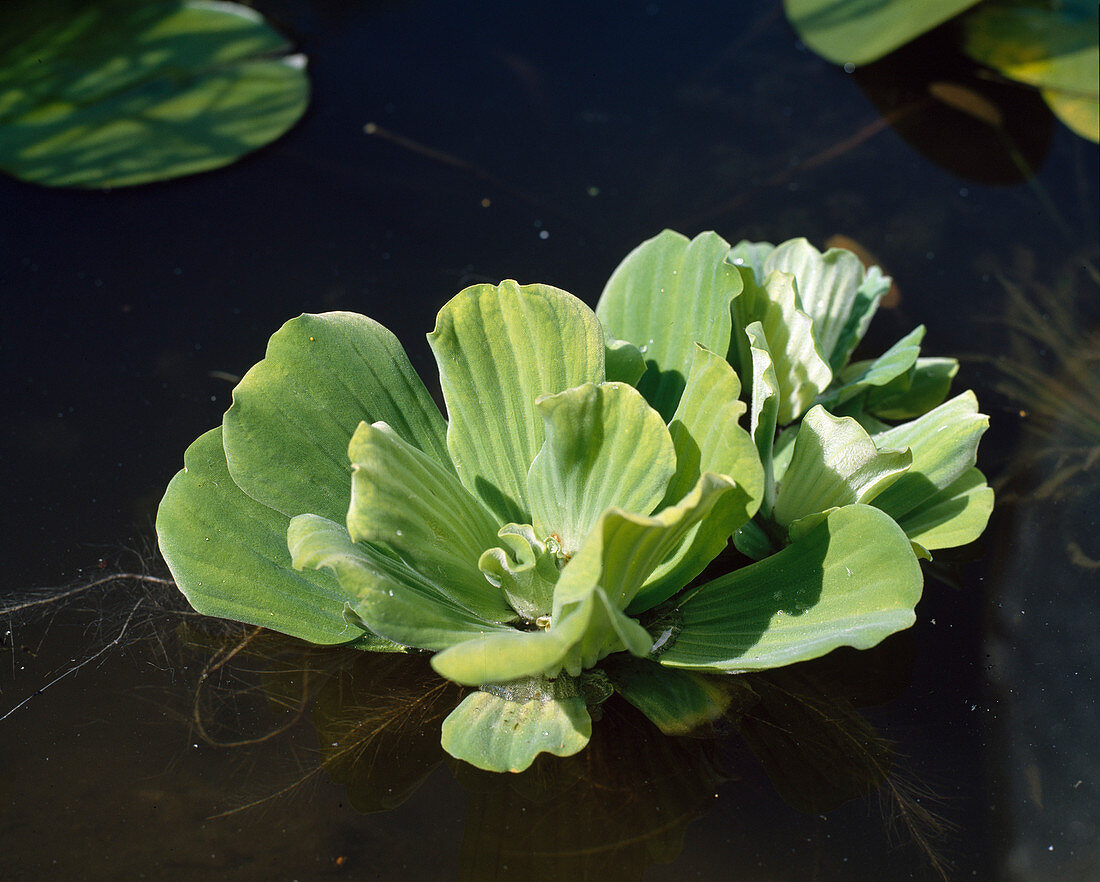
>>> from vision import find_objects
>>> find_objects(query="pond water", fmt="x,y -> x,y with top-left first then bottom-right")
1,1 -> 1097,879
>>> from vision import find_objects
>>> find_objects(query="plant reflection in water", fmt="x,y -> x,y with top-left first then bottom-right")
176,619 -> 951,879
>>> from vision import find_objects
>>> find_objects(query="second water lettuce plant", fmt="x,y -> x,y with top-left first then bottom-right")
157,230 -> 991,772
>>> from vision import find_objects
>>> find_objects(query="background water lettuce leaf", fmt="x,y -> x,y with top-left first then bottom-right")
0,0 -> 310,187
783,0 -> 984,66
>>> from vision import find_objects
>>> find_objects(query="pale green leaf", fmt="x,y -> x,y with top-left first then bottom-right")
870,391 -> 989,521
659,504 -> 923,671
863,357 -> 958,420
430,585 -> 650,686
527,382 -> 676,555
156,428 -> 357,645
221,312 -> 449,525
0,0 -> 310,187
784,0 -> 984,67
347,421 -> 512,624
763,238 -> 882,372
745,322 -> 780,515
894,466 -> 994,550
289,513 -> 513,651
428,280 -> 605,525
773,406 -> 912,527
604,335 -> 647,385
596,229 -> 742,420
820,326 -> 925,410
478,524 -> 559,622
439,679 -> 591,773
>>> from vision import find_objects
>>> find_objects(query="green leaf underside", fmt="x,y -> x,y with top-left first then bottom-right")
347,421 -> 513,624
289,513 -> 514,651
895,467 -> 994,550
597,229 -> 742,421
784,0 -> 984,67
429,280 -> 605,525
440,681 -> 592,773
222,312 -> 449,525
870,392 -> 989,521
0,0 -> 310,187
607,657 -> 732,736
659,505 -> 922,671
823,326 -> 925,410
527,382 -> 676,555
773,406 -> 912,528
431,583 -> 651,686
156,428 -> 356,645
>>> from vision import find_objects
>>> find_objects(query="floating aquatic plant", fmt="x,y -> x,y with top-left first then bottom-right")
157,230 -> 992,772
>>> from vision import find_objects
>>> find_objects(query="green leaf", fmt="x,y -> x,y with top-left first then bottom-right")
156,428 -> 357,645
347,421 -> 513,624
963,1 -> 1099,143
439,678 -> 592,773
430,584 -> 650,686
733,268 -> 833,424
289,513 -> 514,651
0,0 -> 310,187
863,357 -> 958,420
784,0 -> 984,67
527,382 -> 676,555
869,391 -> 990,524
596,229 -> 743,420
604,335 -> 647,385
659,504 -> 923,671
222,312 -> 449,525
894,466 -> 994,551
478,524 -> 560,622
745,322 -> 780,516
761,238 -> 885,372
820,326 -> 925,410
663,343 -> 758,508
773,406 -> 912,528
605,657 -> 732,736
428,280 -> 605,525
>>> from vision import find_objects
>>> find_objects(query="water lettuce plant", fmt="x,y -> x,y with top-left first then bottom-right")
157,230 -> 992,772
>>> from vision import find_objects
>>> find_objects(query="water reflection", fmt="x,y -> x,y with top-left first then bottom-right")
174,618 -> 942,879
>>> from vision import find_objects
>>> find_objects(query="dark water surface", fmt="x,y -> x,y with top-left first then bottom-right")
2,1 -> 1097,879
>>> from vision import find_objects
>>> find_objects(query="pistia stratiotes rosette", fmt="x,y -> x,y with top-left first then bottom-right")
157,230 -> 991,773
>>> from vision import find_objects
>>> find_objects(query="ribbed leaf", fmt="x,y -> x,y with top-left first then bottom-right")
870,392 -> 990,521
430,585 -> 650,686
527,382 -> 675,555
660,505 -> 922,671
222,312 -> 449,524
894,466 -> 994,550
440,679 -> 591,773
347,421 -> 512,623
820,326 -> 925,410
732,268 -> 832,424
764,238 -> 886,371
745,322 -> 780,516
864,357 -> 958,420
597,229 -> 742,420
428,280 -> 605,525
773,406 -> 912,528
289,513 -> 513,651
157,428 -> 356,644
